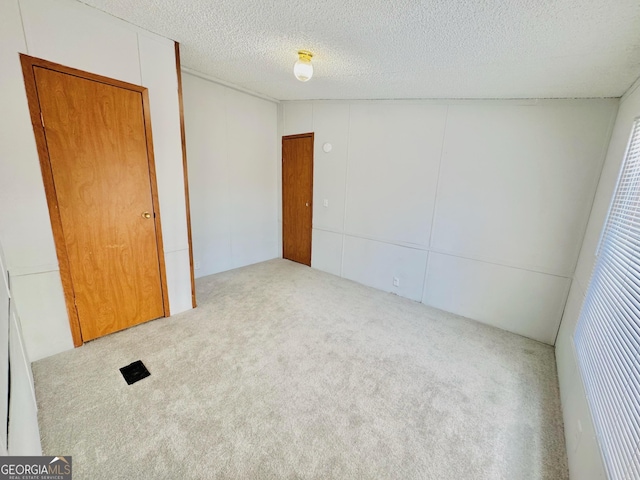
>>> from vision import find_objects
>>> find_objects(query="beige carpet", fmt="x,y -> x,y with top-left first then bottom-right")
33,259 -> 568,479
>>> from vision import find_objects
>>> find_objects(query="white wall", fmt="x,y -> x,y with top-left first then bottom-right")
0,0 -> 193,361
8,302 -> 42,456
0,245 -> 9,454
555,78 -> 640,480
0,239 -> 41,455
282,99 -> 618,344
182,73 -> 279,278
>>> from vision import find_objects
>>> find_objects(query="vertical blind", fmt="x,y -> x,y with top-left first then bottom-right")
575,117 -> 640,480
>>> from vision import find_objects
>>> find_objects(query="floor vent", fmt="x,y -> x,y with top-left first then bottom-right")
119,360 -> 150,385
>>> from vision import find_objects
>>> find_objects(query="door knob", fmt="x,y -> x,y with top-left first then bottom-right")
305,202 -> 309,207
142,211 -> 151,219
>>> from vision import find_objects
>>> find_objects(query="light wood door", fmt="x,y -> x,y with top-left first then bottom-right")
282,133 -> 314,266
34,66 -> 167,341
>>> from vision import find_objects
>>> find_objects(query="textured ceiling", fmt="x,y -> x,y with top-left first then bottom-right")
80,0 -> 640,100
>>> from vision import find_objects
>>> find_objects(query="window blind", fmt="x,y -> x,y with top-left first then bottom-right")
574,118 -> 640,480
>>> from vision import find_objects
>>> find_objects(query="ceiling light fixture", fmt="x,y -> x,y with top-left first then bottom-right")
294,50 -> 313,82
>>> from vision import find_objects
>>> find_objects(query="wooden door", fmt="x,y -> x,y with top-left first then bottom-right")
24,59 -> 168,342
282,133 -> 314,266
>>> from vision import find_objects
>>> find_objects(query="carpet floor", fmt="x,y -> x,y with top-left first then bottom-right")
33,259 -> 568,479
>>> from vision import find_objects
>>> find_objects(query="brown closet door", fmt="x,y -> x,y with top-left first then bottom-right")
282,133 -> 314,266
34,66 -> 166,341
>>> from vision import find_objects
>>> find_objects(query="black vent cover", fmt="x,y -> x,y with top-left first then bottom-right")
119,360 -> 150,385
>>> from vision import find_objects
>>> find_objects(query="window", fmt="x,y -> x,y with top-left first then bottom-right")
574,118 -> 640,480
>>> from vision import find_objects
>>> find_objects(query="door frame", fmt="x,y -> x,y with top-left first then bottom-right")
20,54 -> 170,347
282,132 -> 314,266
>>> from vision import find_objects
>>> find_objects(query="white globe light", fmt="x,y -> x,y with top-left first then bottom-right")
294,51 -> 313,82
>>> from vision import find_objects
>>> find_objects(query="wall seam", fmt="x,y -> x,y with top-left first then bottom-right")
135,34 -> 143,85
315,224 -> 576,279
224,89 -> 233,266
427,105 -> 449,250
339,104 -> 351,277
16,0 -> 29,53
552,279 -> 573,346
277,102 -> 283,258
422,105 -> 449,303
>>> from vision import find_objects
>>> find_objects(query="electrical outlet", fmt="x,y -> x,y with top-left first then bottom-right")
323,199 -> 329,207
393,277 -> 400,287
194,261 -> 201,270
